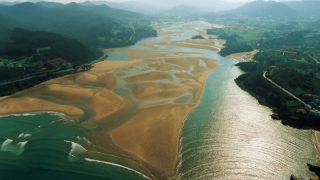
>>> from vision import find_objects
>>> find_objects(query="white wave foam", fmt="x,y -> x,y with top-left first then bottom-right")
64,140 -> 87,162
76,136 -> 96,148
85,158 -> 151,180
0,139 -> 27,155
18,133 -> 32,138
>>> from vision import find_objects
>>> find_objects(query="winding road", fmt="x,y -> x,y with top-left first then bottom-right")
263,71 -> 312,109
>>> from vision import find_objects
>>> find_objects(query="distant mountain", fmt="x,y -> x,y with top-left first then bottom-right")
171,5 -> 201,12
79,1 -> 96,6
284,0 -> 320,19
221,0 -> 300,21
0,1 -> 22,6
135,0 -> 244,12
0,2 -> 157,48
0,13 -> 30,48
35,1 -> 65,8
157,5 -> 202,18
92,1 -> 164,14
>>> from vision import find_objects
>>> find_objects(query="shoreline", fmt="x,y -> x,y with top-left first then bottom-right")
0,21 -> 222,179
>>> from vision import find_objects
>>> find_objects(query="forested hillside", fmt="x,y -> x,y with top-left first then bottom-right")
0,28 -> 103,67
0,2 -> 157,48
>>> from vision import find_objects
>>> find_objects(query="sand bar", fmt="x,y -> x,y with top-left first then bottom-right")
0,97 -> 83,117
110,104 -> 194,175
132,82 -> 189,100
125,71 -> 174,83
30,84 -> 127,121
125,49 -> 201,59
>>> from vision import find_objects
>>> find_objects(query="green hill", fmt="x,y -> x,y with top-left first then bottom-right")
0,28 -> 103,66
0,2 -> 157,48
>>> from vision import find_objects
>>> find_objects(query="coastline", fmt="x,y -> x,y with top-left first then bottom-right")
0,21 -> 222,179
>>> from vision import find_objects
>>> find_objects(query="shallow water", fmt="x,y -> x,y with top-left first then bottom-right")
0,21 -> 318,180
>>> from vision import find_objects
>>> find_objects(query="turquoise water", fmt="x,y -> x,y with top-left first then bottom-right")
0,21 -> 319,180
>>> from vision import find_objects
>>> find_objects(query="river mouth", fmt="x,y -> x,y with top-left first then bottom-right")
0,21 -> 319,180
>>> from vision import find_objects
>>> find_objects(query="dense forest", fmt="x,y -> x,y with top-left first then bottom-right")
207,28 -> 254,56
0,28 -> 103,66
235,51 -> 320,129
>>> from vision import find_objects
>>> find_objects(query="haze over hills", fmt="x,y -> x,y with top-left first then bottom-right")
0,2 -> 157,48
156,5 -> 203,19
219,0 -> 300,21
284,0 -> 320,19
91,1 -> 164,14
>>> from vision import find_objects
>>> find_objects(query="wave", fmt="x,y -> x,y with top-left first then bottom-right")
0,139 -> 27,155
85,158 -> 152,180
0,111 -> 67,118
64,140 -> 87,162
18,132 -> 32,138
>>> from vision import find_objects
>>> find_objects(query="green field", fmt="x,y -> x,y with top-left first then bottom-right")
227,29 -> 271,42
286,100 -> 303,107
37,46 -> 51,53
0,47 -> 51,67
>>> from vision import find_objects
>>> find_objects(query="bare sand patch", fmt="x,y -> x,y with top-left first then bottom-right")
158,34 -> 180,42
91,59 -> 143,71
148,60 -> 187,71
315,131 -> 320,163
200,58 -> 219,69
227,51 -> 256,62
169,40 -> 220,52
192,66 -> 210,76
0,97 -> 83,117
74,71 -> 116,89
125,49 -> 200,59
199,33 -> 218,39
30,84 -> 127,121
139,43 -> 163,49
181,80 -> 203,102
116,72 -> 127,77
125,72 -> 174,83
174,72 -> 198,81
103,48 -> 121,52
110,104 -> 194,176
165,57 -> 199,68
132,82 -> 189,100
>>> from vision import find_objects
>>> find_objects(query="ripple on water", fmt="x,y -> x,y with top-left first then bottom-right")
178,57 -> 317,179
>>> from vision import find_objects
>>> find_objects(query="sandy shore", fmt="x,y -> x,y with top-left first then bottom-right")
109,55 -> 219,177
227,50 -> 258,62
0,60 -> 142,121
110,104 -> 194,175
0,21 -> 222,179
0,97 -> 83,117
30,84 -> 127,121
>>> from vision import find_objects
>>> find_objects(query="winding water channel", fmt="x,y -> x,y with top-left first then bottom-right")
0,21 -> 319,179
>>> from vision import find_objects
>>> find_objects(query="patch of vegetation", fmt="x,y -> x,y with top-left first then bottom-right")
191,35 -> 204,39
